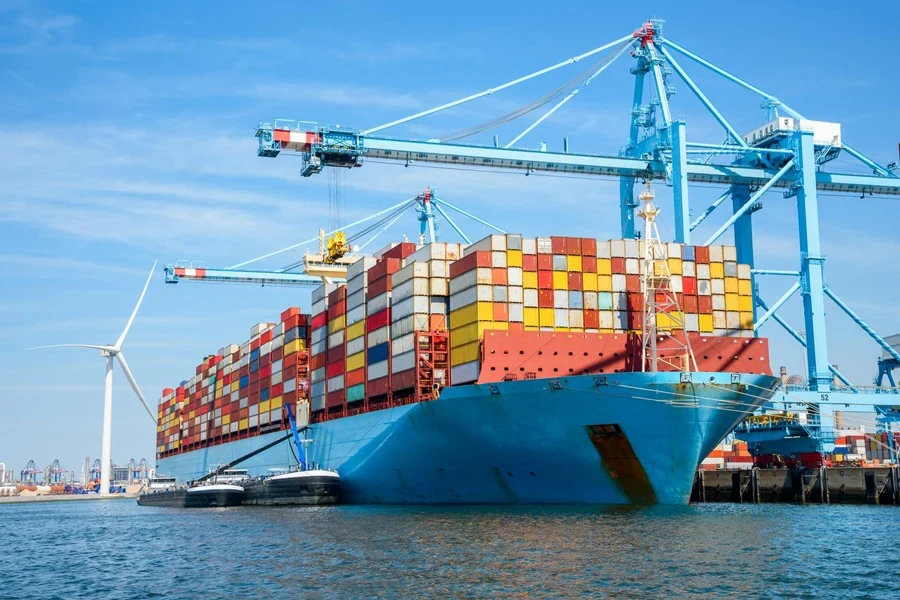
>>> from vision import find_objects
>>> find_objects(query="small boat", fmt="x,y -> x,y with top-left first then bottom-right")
137,475 -> 244,508
242,467 -> 342,506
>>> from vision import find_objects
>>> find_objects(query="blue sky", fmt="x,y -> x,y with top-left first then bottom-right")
1,1 -> 899,475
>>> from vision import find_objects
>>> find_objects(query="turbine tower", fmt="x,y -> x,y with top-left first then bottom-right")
31,262 -> 157,494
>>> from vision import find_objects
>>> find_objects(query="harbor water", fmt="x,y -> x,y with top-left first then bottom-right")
2,501 -> 898,599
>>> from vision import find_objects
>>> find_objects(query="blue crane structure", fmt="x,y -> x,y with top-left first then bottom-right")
163,188 -> 504,287
253,19 -> 900,454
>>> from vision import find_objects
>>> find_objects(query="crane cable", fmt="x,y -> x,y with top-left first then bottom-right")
440,40 -> 631,143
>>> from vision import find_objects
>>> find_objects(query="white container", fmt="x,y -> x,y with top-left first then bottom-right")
612,274 -> 627,292
347,288 -> 366,310
493,285 -> 508,302
523,288 -> 539,307
613,292 -> 628,311
625,258 -> 640,274
509,303 -> 524,322
311,298 -> 327,316
347,255 -> 377,280
709,245 -> 724,262
596,241 -> 611,259
508,286 -> 523,304
536,237 -> 552,254
698,279 -> 712,296
450,267 -> 492,294
393,277 -> 429,303
451,360 -> 480,384
407,242 -> 447,263
327,329 -> 345,349
347,336 -> 365,356
613,310 -> 628,330
667,242 -> 683,259
712,295 -> 726,310
311,327 -> 327,345
393,261 -> 429,286
430,296 -> 448,315
569,310 -> 584,328
683,261 -> 696,277
391,314 -> 429,338
392,350 -> 417,373
553,290 -> 568,309
312,283 -> 338,304
713,311 -> 727,329
310,340 -> 326,356
684,313 -> 699,332
711,279 -> 725,295
429,260 -> 448,279
368,359 -> 389,380
347,304 -> 366,325
583,291 -> 599,310
449,285 -> 491,310
724,262 -> 738,278
392,333 -> 415,356
671,275 -> 683,293
464,234 -> 507,256
554,308 -> 569,327
599,310 -> 614,329
392,295 -> 430,320
327,374 -> 345,392
271,358 -> 283,373
367,326 -> 389,347
508,267 -> 523,287
491,251 -> 507,268
367,292 -> 391,315
723,245 -> 737,262
522,238 -> 537,255
310,367 -> 325,383
347,274 -> 366,297
429,278 -> 449,296
738,264 -> 751,279
272,370 -> 283,385
624,240 -> 639,259
726,311 -> 740,330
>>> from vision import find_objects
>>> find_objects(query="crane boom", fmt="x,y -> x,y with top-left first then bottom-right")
163,265 -> 335,287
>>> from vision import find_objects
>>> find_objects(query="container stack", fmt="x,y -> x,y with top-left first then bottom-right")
345,256 -> 377,404
156,307 -> 311,459
310,284 -> 337,412
325,286 -> 347,410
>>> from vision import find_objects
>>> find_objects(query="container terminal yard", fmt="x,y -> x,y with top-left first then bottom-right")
12,18 -> 900,506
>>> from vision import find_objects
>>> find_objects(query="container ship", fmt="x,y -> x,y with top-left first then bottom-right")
157,232 -> 777,505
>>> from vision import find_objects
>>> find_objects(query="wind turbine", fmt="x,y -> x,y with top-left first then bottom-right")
31,262 -> 158,495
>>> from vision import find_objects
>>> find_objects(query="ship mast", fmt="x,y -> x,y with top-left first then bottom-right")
638,181 -> 697,373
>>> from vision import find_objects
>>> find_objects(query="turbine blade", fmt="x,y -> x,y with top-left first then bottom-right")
116,260 -> 157,349
28,344 -> 112,351
115,352 -> 156,423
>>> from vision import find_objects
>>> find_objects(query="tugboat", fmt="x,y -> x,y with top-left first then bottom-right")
242,405 -> 342,506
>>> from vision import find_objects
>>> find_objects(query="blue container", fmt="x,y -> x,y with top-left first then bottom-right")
250,360 -> 259,373
260,388 -> 270,401
250,348 -> 260,361
239,375 -> 249,389
597,292 -> 613,310
367,342 -> 390,364
682,245 -> 695,261
569,291 -> 584,309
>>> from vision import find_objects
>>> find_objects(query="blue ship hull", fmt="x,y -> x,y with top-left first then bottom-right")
157,371 -> 777,505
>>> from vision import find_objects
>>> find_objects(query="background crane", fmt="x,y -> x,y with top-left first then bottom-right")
252,18 -> 900,455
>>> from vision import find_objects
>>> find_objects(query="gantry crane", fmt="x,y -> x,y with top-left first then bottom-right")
163,188 -> 504,287
253,19 -> 900,453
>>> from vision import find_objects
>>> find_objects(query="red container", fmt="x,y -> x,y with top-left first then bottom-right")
551,236 -> 566,254
683,295 -> 698,313
523,254 -> 538,271
368,257 -> 402,281
250,338 -> 260,351
367,276 -> 390,299
346,367 -> 366,387
260,354 -> 271,367
309,354 -> 325,371
260,330 -> 272,344
584,309 -> 600,329
259,364 -> 272,378
625,275 -> 641,293
582,256 -> 597,273
326,360 -> 344,378
682,277 -> 697,295
538,289 -> 554,308
271,383 -> 284,397
568,272 -> 582,290
327,286 -> 347,305
325,390 -> 345,408
367,376 -> 390,397
538,270 -> 553,290
367,308 -> 391,332
628,311 -> 643,329
284,314 -> 300,329
449,251 -> 491,278
508,322 -> 524,331
327,300 -> 346,320
493,303 -> 509,321
284,390 -> 298,404
582,238 -> 597,257
695,246 -> 710,263
391,370 -> 416,392
284,352 -> 299,368
611,257 -> 626,273
382,242 -> 417,260
271,347 -> 283,361
281,307 -> 301,322
566,237 -> 582,256
698,296 -> 713,313
311,311 -> 327,330
223,373 -> 232,385
492,268 -> 508,285
626,292 -> 643,312
250,371 -> 259,384
537,254 -> 552,271
284,365 -> 297,380
327,344 -> 345,363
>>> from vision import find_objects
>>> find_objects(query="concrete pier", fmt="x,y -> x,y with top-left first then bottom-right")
692,466 -> 900,505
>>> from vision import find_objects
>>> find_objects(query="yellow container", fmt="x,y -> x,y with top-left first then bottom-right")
524,307 -> 539,327
451,341 -> 481,365
189,410 -> 195,419
596,258 -> 612,275
327,315 -> 346,334
450,302 -> 493,327
524,325 -> 540,331
260,400 -> 270,413
738,279 -> 752,296
284,338 -> 300,356
699,314 -> 714,332
553,271 -> 568,289
216,379 -> 223,390
346,320 -> 366,341
451,322 -> 500,347
739,312 -> 754,330
597,275 -> 612,292
270,395 -> 283,410
539,307 -> 555,327
599,328 -> 614,334
222,414 -> 231,425
657,311 -> 683,330
507,250 -> 523,268
555,327 -> 570,332
239,418 -> 249,431
724,277 -> 739,294
739,296 -> 753,312
710,262 -> 724,279
523,271 -> 538,289
725,293 -> 740,311
347,351 -> 366,372
567,255 -> 582,272
667,258 -> 682,275
231,381 -> 239,392
583,275 -> 598,292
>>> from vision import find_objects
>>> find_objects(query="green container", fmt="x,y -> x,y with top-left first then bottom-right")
347,383 -> 366,403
